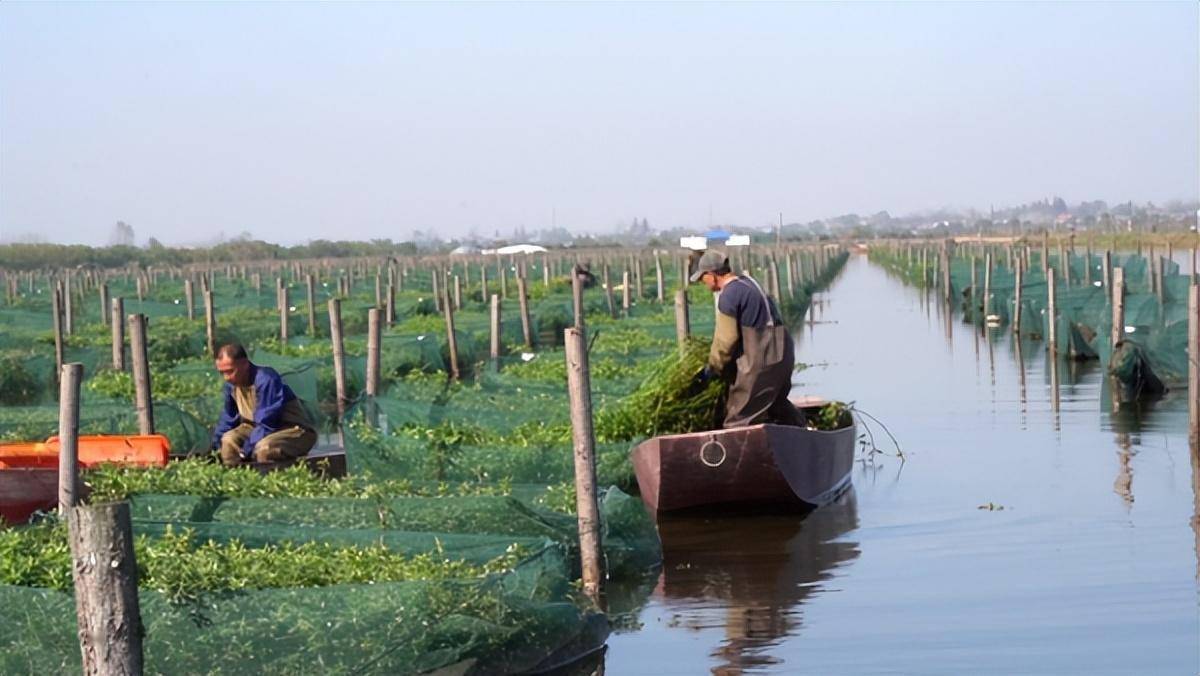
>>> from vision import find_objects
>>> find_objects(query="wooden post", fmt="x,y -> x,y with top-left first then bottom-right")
303,274 -> 316,336
99,283 -> 110,327
52,287 -> 65,378
111,298 -> 125,371
443,284 -> 460,380
375,274 -> 383,309
1103,250 -> 1112,290
1189,284 -> 1199,446
203,290 -> 216,358
1111,267 -> 1125,348
634,256 -> 644,299
67,502 -> 145,676
968,255 -> 978,320
517,276 -> 533,349
1154,256 -> 1165,307
499,259 -> 508,300
366,308 -> 381,396
1012,260 -> 1023,335
572,270 -> 585,330
654,253 -> 665,303
431,268 -> 442,312
622,269 -> 631,317
454,274 -> 462,311
129,313 -> 154,434
941,247 -> 952,305
279,284 -> 289,343
603,263 -> 617,319
564,327 -> 605,605
184,279 -> 195,321
58,362 -> 82,513
1084,241 -> 1093,287
489,294 -> 502,361
1047,273 -> 1057,356
479,265 -> 489,304
674,288 -> 690,352
982,252 -> 992,319
543,256 -> 551,288
386,282 -> 396,326
328,298 -> 347,422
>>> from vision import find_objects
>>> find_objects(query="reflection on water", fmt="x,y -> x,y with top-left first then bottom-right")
652,492 -> 859,675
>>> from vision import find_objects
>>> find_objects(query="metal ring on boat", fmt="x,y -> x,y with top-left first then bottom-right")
699,439 -> 727,468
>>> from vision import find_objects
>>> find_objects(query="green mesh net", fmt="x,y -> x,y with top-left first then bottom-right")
0,248 -> 847,671
871,243 -> 1193,393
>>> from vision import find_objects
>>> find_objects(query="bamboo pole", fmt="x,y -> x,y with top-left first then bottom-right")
67,502 -> 145,675
129,313 -> 154,434
58,362 -> 82,513
328,298 -> 347,422
564,327 -> 604,606
111,298 -> 125,371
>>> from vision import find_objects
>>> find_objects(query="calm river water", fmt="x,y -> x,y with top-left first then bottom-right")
603,253 -> 1199,675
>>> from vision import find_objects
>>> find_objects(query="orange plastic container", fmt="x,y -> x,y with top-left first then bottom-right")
0,435 -> 169,524
0,434 -> 170,469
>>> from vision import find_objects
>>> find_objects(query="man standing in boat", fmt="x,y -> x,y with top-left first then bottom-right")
691,250 -> 806,429
211,343 -> 317,467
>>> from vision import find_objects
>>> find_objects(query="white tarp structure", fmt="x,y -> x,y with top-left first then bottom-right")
726,235 -> 751,247
679,236 -> 707,251
481,244 -> 549,255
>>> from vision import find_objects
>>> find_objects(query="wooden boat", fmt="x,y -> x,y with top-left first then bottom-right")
630,397 -> 854,513
0,434 -> 168,524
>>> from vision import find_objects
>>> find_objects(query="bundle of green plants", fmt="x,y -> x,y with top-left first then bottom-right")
86,459 -> 511,502
86,367 -> 221,402
808,401 -> 854,431
593,337 -> 722,441
0,520 -> 524,602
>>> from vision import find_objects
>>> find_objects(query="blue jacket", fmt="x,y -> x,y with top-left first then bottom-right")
210,364 -> 301,458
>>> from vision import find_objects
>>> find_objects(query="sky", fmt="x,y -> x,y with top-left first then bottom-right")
1,1 -> 1197,246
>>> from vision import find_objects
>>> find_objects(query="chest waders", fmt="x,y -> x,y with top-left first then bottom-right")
722,276 -> 805,429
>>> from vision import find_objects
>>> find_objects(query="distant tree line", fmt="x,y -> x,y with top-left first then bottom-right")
0,238 -> 420,271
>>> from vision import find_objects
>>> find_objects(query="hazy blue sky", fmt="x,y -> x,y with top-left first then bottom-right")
2,2 -> 1196,246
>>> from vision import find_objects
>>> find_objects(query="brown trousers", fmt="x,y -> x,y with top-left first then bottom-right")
723,323 -> 806,429
218,422 -> 317,467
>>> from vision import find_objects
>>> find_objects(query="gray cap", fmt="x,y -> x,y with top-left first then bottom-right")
689,250 -> 729,283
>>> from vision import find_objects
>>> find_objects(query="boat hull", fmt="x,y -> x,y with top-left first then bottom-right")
631,419 -> 855,513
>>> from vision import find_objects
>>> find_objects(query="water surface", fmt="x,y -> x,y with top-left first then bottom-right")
605,254 -> 1199,674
